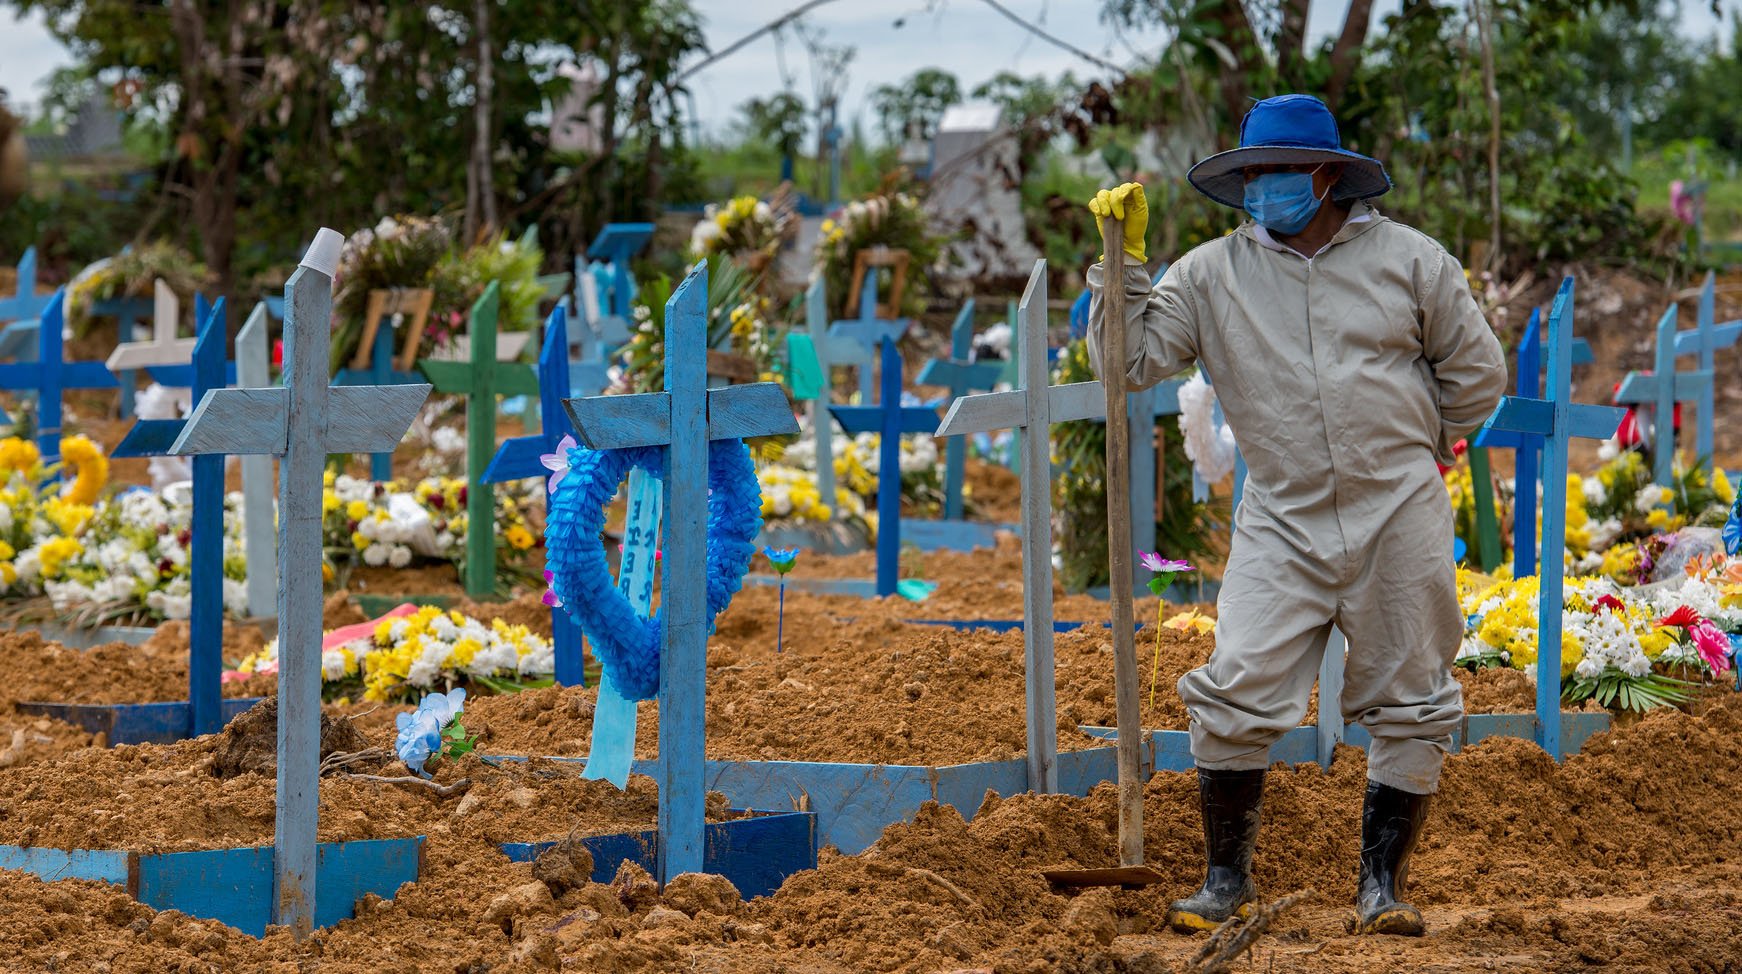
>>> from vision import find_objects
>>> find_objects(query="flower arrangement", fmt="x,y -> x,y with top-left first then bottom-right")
64,243 -> 208,337
329,216 -> 545,371
615,255 -> 776,395
235,605 -> 555,702
320,471 -> 541,587
689,195 -> 783,264
814,191 -> 942,319
395,688 -> 476,778
1456,564 -> 1739,712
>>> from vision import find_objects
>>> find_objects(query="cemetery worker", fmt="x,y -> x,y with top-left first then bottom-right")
1085,94 -> 1506,937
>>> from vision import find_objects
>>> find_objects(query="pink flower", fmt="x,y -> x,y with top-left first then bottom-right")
540,434 -> 577,494
1139,552 -> 1194,574
542,569 -> 563,608
1690,620 -> 1732,673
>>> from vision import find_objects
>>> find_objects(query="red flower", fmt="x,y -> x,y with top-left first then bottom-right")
1593,594 -> 1626,615
1657,605 -> 1702,629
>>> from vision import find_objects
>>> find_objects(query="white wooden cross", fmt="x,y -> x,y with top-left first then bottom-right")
934,260 -> 1109,793
563,260 -> 799,882
170,229 -> 430,935
105,280 -> 195,371
236,302 -> 277,619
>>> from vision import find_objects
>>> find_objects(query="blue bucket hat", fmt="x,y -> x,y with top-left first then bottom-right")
1186,94 -> 1391,209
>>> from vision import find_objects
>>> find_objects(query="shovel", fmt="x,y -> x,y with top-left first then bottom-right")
1042,211 -> 1167,891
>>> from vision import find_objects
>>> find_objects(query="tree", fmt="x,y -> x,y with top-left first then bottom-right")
739,92 -> 808,179
869,67 -> 961,145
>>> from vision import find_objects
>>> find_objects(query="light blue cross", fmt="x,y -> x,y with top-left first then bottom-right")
170,229 -> 430,936
828,275 -> 908,403
563,260 -> 798,882
1476,277 -> 1624,760
0,289 -> 119,467
916,299 -> 1003,521
1672,272 -> 1741,476
1615,304 -> 1713,492
334,298 -> 428,481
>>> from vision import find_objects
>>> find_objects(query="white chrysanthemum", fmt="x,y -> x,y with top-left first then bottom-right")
1178,372 -> 1237,484
388,545 -> 413,568
432,427 -> 465,454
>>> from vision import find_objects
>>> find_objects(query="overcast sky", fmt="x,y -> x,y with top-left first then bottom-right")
4,0 -> 1737,133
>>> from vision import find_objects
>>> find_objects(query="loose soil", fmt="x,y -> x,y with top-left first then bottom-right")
2,696 -> 1742,971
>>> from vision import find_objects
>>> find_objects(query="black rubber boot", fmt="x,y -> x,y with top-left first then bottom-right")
1166,767 -> 1264,933
1355,781 -> 1430,936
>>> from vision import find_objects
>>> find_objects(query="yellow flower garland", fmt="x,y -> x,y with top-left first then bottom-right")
58,435 -> 109,505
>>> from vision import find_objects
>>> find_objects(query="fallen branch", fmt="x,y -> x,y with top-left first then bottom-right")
341,773 -> 473,799
319,747 -> 389,775
1184,888 -> 1315,974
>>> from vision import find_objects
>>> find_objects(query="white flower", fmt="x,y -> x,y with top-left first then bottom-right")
1598,437 -> 1620,461
432,427 -> 465,454
388,545 -> 413,568
363,543 -> 390,567
1582,477 -> 1607,506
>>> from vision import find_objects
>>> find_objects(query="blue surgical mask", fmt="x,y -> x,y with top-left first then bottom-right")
1243,168 -> 1326,236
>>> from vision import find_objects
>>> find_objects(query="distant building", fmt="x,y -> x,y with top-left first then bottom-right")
23,93 -> 124,162
548,62 -> 604,156
928,103 -> 1040,281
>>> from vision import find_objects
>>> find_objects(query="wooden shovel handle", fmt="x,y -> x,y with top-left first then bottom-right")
1099,217 -> 1144,868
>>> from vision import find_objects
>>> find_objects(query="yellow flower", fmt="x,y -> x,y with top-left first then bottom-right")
58,435 -> 108,505
1715,468 -> 1735,505
1164,609 -> 1216,634
323,490 -> 341,514
1645,508 -> 1672,530
346,500 -> 369,521
0,563 -> 15,586
0,437 -> 40,477
505,525 -> 534,550
38,536 -> 82,578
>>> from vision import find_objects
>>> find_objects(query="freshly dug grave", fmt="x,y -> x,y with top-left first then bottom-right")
5,695 -> 1742,972
461,620 -> 1594,765
0,698 -> 730,854
0,625 -> 275,707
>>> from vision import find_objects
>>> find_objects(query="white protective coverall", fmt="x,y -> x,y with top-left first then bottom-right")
1088,201 -> 1507,794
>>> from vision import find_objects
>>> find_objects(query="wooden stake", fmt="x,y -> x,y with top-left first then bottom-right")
1099,216 -> 1143,868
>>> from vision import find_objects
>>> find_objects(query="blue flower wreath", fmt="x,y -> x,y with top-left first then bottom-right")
544,438 -> 763,701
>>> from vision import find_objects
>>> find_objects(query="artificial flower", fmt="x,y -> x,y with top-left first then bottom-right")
540,434 -> 577,494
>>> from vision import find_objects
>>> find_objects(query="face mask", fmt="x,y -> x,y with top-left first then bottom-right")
1243,167 -> 1327,236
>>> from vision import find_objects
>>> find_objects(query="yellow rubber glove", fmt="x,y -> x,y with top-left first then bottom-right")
1087,182 -> 1148,264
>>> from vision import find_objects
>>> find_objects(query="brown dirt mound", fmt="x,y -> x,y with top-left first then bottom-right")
0,628 -> 272,706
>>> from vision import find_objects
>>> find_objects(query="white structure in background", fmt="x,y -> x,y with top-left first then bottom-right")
928,103 -> 1040,280
549,62 -> 604,155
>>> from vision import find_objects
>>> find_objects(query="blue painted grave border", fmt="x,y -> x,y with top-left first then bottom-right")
499,809 -> 816,899
0,837 -> 423,937
15,697 -> 263,745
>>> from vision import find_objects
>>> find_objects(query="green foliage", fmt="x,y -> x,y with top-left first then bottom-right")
618,253 -> 762,393
438,233 -> 546,335
1049,340 -> 1223,592
738,93 -> 809,161
63,242 -> 208,336
1563,668 -> 1695,712
814,192 -> 944,320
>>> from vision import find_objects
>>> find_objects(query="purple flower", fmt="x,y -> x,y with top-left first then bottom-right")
1139,552 -> 1194,574
542,569 -> 563,608
540,434 -> 578,494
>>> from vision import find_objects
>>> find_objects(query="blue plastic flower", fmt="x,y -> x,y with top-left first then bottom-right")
1723,492 -> 1740,556
395,688 -> 467,778
764,546 -> 800,575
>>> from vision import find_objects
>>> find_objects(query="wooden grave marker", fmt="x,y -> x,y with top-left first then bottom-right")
830,340 -> 943,597
170,228 -> 430,935
0,247 -> 50,340
235,302 -> 277,619
90,289 -> 158,419
802,277 -> 836,507
483,303 -> 587,686
1475,277 -> 1624,759
111,295 -> 233,735
586,222 -> 655,335
417,282 -> 540,598
1615,303 -> 1713,494
335,289 -> 434,480
827,273 -> 908,403
563,259 -> 799,882
0,289 -> 119,469
1671,271 -> 1741,476
915,298 -> 1002,522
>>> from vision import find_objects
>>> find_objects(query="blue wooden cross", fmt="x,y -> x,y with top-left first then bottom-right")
558,296 -> 612,398
828,276 -> 908,403
586,222 -> 654,331
934,259 -> 1111,791
1614,303 -> 1713,492
0,247 -> 49,324
831,340 -> 942,597
170,229 -> 430,936
1672,272 -> 1741,476
1475,307 -> 1549,576
335,290 -> 435,480
916,299 -> 1003,522
483,303 -> 587,687
563,260 -> 798,883
574,265 -> 632,352
112,294 -> 231,736
1475,277 -> 1623,760
0,289 -> 119,467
